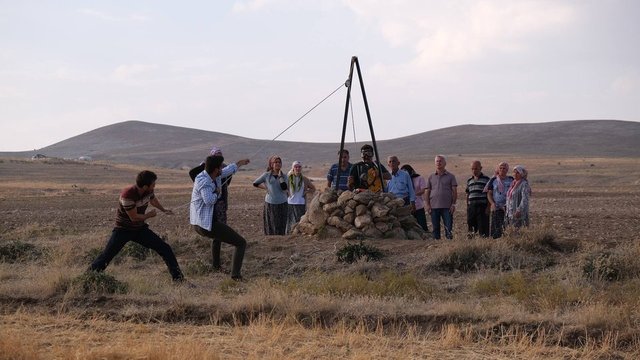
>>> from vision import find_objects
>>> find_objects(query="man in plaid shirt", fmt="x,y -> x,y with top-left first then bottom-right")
190,155 -> 250,280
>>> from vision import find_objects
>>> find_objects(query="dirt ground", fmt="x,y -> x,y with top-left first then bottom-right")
1,155 -> 640,358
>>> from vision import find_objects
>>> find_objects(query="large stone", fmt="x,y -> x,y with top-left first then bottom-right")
353,191 -> 374,204
337,191 -> 355,206
318,225 -> 344,239
346,199 -> 358,209
307,195 -> 328,226
330,209 -> 345,217
355,204 -> 368,216
342,228 -> 364,239
323,202 -> 341,214
370,203 -> 390,218
327,216 -> 353,232
319,191 -> 338,204
296,221 -> 318,235
384,227 -> 407,240
343,212 -> 356,224
354,214 -> 373,229
374,215 -> 397,223
374,222 -> 392,233
363,225 -> 383,238
388,197 -> 406,209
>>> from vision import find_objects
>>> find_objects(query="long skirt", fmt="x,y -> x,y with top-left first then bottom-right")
264,202 -> 288,235
286,204 -> 306,234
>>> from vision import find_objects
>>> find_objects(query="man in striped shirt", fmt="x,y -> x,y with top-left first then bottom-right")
465,160 -> 491,237
89,170 -> 185,282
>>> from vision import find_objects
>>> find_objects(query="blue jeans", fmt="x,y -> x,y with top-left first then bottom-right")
431,208 -> 453,239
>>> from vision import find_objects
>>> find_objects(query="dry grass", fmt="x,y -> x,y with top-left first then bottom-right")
1,156 -> 640,358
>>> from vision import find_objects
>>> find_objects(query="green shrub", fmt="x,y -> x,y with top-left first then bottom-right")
433,243 -> 499,273
185,259 -> 214,276
71,271 -> 128,294
120,241 -> 150,261
510,228 -> 578,254
473,272 -> 587,311
583,252 -> 621,281
336,241 -> 384,264
0,240 -> 46,263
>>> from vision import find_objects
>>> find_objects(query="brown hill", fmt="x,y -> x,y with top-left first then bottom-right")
2,119 -> 638,169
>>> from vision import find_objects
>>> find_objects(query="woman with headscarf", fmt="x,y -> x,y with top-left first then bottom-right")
506,165 -> 532,228
253,155 -> 289,235
401,164 -> 428,232
286,161 -> 316,234
484,162 -> 514,238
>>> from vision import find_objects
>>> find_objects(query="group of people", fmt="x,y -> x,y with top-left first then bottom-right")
326,144 -> 532,240
87,144 -> 531,284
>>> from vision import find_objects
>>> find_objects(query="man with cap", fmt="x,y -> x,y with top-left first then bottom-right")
189,146 -> 249,272
348,144 -> 390,193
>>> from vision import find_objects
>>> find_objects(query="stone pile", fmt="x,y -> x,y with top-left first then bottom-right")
292,188 -> 428,240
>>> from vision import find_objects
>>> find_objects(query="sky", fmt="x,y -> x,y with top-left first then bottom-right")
1,0 -> 639,152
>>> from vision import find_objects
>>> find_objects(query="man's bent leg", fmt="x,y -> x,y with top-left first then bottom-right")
211,240 -> 222,269
90,229 -> 131,272
136,228 -> 183,281
210,221 -> 247,279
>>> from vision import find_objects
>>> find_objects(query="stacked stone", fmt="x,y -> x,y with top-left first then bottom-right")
292,188 -> 428,240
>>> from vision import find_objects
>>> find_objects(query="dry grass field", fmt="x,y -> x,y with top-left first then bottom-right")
1,155 -> 640,359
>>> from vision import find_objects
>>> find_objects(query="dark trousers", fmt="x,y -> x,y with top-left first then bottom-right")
90,227 -> 183,281
490,209 -> 506,239
467,202 -> 489,237
431,208 -> 453,240
413,208 -> 429,232
264,202 -> 288,235
193,222 -> 246,278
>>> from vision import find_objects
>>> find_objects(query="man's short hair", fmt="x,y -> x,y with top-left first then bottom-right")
136,170 -> 157,188
339,149 -> 349,156
205,155 -> 225,174
361,144 -> 373,152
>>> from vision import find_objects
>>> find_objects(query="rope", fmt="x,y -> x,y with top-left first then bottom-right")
349,95 -> 357,145
246,80 -> 348,160
168,80 -> 348,212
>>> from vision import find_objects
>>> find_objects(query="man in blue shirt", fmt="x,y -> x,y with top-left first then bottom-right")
386,156 -> 416,211
326,149 -> 352,191
191,155 -> 250,280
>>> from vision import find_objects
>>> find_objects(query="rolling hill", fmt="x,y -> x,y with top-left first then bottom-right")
2,120 -> 638,169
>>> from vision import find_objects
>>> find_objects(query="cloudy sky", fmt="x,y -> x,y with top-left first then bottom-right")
1,0 -> 638,151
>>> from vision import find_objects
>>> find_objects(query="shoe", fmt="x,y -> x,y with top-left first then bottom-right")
231,275 -> 244,282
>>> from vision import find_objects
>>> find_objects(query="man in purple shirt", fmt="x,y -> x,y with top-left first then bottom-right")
425,155 -> 458,239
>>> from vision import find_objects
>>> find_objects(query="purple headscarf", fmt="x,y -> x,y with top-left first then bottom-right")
210,146 -> 222,156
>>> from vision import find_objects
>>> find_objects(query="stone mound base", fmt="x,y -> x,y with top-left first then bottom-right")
292,188 -> 428,240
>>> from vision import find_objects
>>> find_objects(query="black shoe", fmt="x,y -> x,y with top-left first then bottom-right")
231,275 -> 244,282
